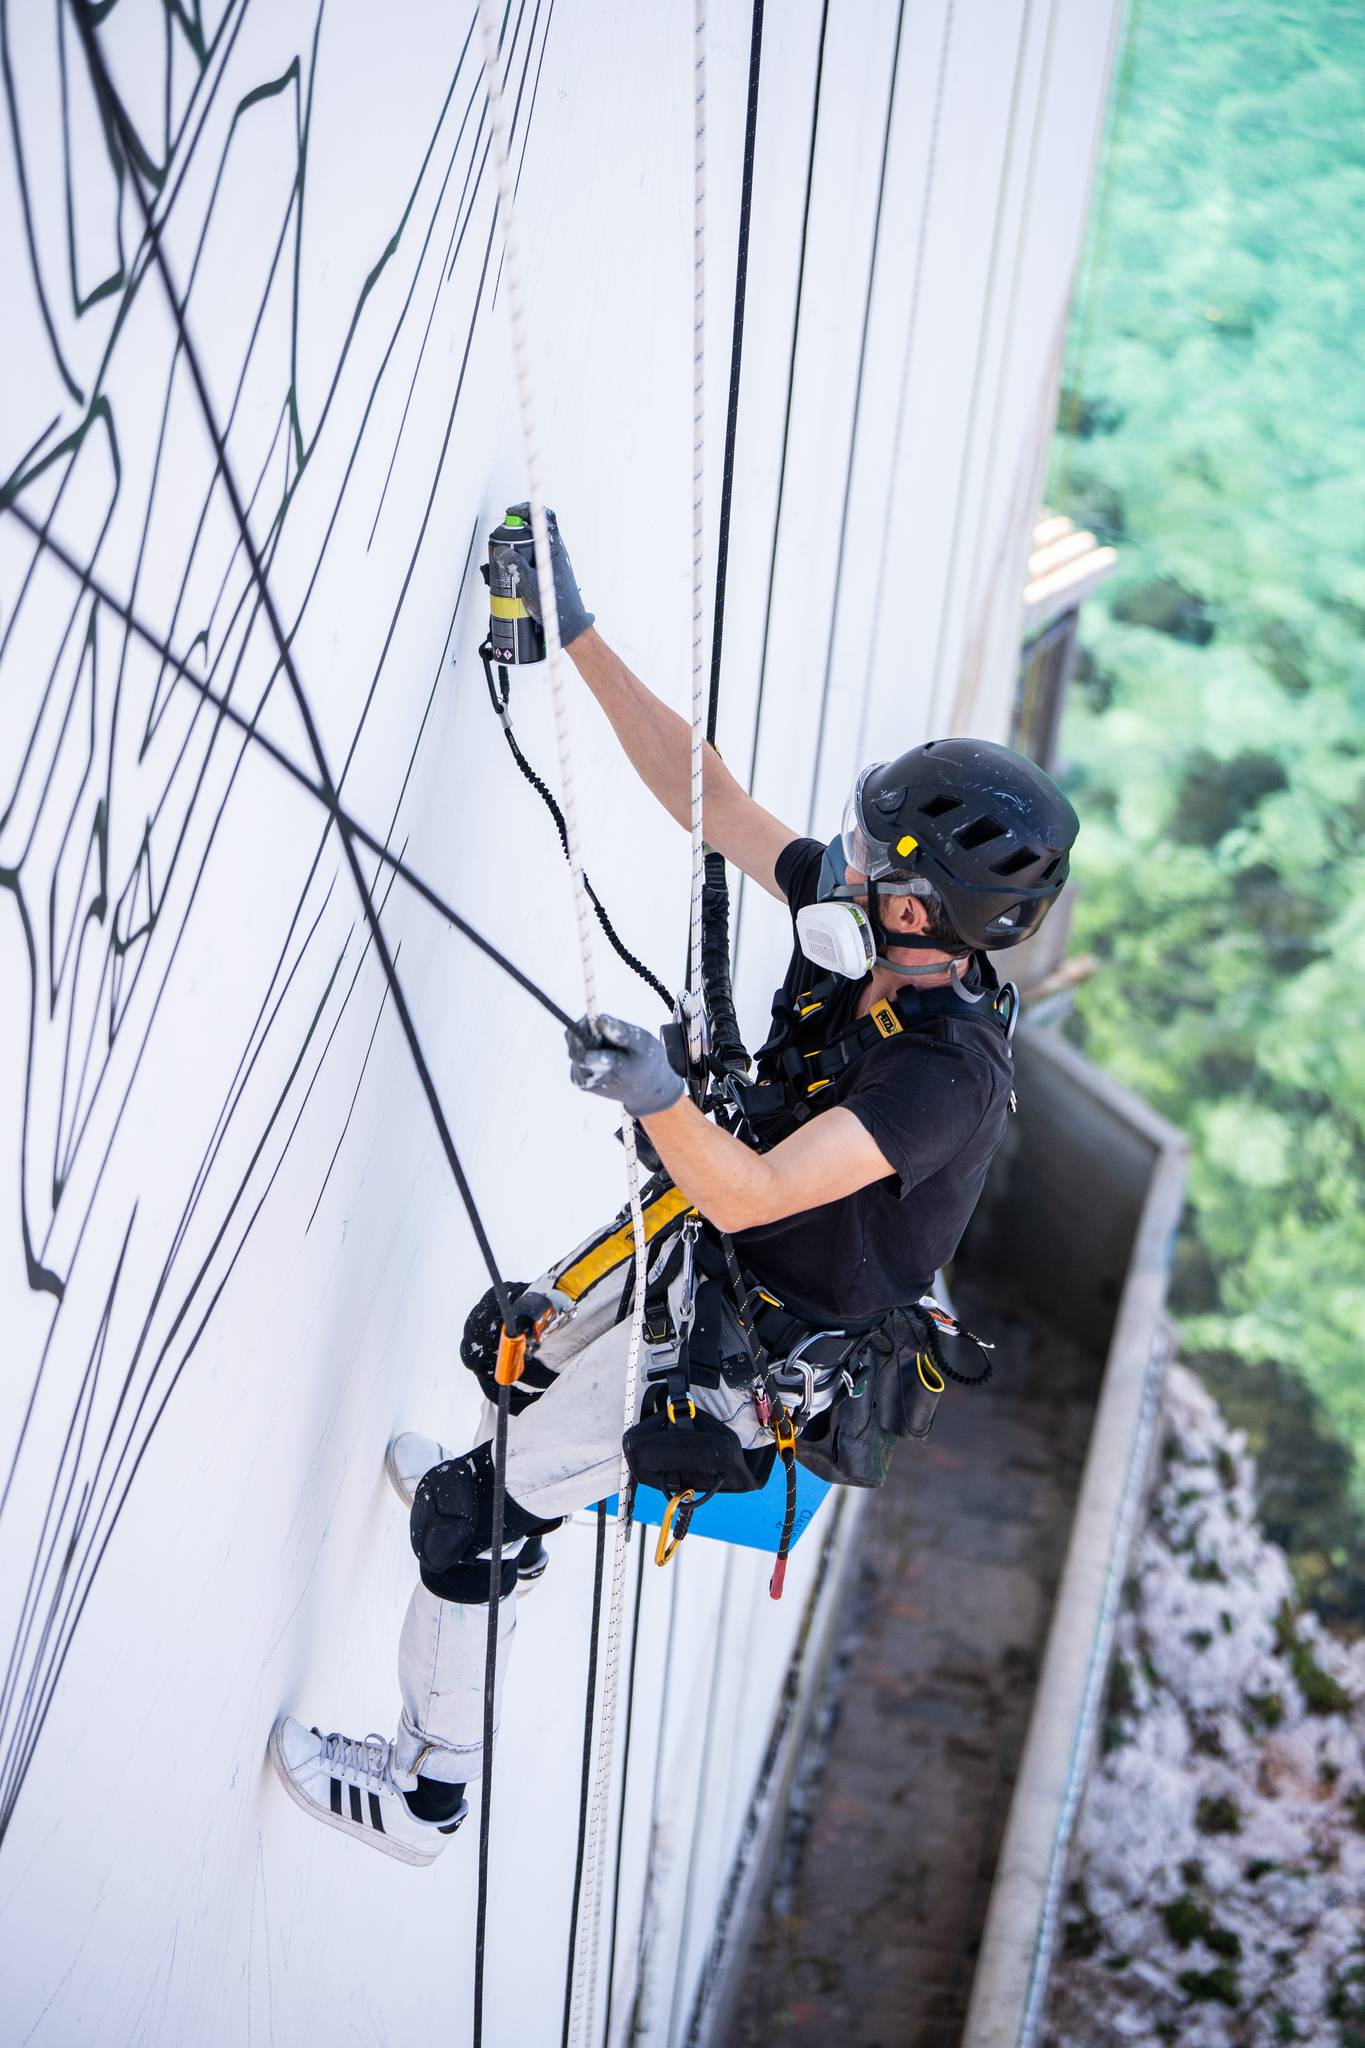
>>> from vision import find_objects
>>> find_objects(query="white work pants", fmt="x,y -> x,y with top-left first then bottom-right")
393,1217 -> 768,1789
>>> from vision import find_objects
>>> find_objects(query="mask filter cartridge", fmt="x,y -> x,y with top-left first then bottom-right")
796,901 -> 876,980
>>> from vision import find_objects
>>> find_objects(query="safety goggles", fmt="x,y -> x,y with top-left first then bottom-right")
838,765 -> 933,896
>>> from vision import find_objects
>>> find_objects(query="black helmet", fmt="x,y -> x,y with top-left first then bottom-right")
848,738 -> 1079,951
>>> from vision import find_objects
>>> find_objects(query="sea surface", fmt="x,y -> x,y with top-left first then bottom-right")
1047,0 -> 1365,1625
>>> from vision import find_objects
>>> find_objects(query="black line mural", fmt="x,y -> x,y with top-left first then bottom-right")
0,0 -> 555,1846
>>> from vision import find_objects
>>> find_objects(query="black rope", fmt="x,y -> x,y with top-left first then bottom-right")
560,1503 -> 609,2048
806,0 -> 910,826
705,0 -> 764,748
701,850 -> 748,1076
732,0 -> 830,969
488,674 -> 673,1009
694,0 -> 765,1065
1,500 -> 575,1031
474,1386 -> 512,2047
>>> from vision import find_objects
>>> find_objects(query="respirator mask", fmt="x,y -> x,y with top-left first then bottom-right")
795,766 -> 944,982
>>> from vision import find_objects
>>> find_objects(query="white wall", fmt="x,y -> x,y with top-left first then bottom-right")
0,3 -> 1119,2041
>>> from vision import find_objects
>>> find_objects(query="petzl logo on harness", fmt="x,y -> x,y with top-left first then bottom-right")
869,998 -> 902,1040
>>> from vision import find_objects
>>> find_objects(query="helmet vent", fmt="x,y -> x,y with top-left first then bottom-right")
920,794 -> 963,818
955,815 -> 1007,849
991,846 -> 1040,876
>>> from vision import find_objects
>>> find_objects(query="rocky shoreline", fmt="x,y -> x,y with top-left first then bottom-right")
1046,1365 -> 1365,2046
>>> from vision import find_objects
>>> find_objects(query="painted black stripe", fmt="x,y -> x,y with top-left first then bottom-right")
368,1791 -> 385,1834
72,5 -> 518,1334
330,1778 -> 342,1817
349,1783 -> 363,1825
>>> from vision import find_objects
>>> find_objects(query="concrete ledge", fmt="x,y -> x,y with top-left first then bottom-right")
961,1026 -> 1188,2048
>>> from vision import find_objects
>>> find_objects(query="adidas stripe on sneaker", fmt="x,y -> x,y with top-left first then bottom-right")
269,1717 -> 466,1866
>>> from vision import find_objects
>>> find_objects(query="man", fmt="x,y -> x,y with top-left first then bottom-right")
270,511 -> 1079,1863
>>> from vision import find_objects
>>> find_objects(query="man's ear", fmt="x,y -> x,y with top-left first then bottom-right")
885,893 -> 927,934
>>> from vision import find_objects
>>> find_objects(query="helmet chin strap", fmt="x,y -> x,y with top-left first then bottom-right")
864,875 -> 978,992
874,953 -> 985,998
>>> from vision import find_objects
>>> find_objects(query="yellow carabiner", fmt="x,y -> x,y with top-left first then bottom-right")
655,1489 -> 696,1566
916,1350 -> 946,1395
772,1405 -> 797,1455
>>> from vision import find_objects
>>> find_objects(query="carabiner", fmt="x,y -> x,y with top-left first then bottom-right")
675,1215 -> 701,1343
656,1488 -> 696,1566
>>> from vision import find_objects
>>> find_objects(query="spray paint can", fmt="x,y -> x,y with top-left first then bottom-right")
485,511 -> 545,666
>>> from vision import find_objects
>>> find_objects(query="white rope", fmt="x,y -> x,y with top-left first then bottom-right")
686,0 -> 708,1069
580,14 -> 708,2033
473,12 -> 652,2044
577,1152 -> 648,2045
476,0 -> 597,1024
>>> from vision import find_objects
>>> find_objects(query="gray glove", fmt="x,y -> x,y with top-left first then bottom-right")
495,503 -> 595,646
566,1013 -> 686,1118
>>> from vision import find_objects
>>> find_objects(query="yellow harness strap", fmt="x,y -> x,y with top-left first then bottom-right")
555,1185 -> 694,1303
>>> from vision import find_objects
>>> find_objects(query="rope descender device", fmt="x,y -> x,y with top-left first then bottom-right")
495,1290 -> 558,1387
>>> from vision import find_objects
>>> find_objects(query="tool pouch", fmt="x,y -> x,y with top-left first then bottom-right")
623,1393 -> 775,1500
793,1305 -> 942,1489
793,1379 -> 898,1489
870,1307 -> 943,1442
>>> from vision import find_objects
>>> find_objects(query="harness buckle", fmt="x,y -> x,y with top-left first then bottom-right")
644,1338 -> 683,1380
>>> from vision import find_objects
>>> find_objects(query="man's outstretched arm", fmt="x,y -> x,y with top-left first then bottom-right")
499,509 -> 797,900
568,628 -> 797,903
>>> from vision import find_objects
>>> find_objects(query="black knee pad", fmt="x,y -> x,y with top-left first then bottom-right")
460,1282 -> 557,1414
410,1443 -> 562,1605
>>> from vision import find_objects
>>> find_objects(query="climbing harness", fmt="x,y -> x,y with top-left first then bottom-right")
731,961 -> 1019,1148
617,1211 -> 824,1602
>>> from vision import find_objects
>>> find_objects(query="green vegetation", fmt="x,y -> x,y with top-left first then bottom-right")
1047,1 -> 1365,1626
1195,1794 -> 1242,1836
1161,1893 -> 1243,1960
1273,1601 -> 1354,1713
1178,1964 -> 1241,2008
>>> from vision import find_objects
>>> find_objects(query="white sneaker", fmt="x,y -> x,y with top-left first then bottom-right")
385,1431 -> 450,1508
269,1717 -> 466,1866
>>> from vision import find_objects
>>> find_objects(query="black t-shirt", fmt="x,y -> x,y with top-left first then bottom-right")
730,837 -> 1015,1326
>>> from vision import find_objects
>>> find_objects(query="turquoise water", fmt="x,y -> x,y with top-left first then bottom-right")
1048,1 -> 1365,1617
